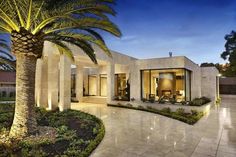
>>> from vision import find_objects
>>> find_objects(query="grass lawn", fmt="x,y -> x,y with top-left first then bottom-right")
0,104 -> 105,157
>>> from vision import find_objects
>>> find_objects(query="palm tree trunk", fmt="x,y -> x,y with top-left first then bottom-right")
9,53 -> 37,139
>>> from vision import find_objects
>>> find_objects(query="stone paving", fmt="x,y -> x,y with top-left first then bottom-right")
71,95 -> 236,157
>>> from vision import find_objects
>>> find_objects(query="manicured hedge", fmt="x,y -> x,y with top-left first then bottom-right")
108,103 -> 204,125
0,104 -> 105,157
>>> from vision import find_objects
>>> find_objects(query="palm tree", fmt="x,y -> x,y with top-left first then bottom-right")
0,0 -> 121,139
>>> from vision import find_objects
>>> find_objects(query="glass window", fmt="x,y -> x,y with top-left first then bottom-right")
185,70 -> 191,101
115,74 -> 126,97
141,70 -> 150,99
141,69 -> 191,102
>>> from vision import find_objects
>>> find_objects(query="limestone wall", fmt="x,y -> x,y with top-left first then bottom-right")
201,67 -> 219,101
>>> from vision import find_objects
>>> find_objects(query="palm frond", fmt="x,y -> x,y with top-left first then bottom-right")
0,0 -> 121,64
46,40 -> 74,61
44,33 -> 98,64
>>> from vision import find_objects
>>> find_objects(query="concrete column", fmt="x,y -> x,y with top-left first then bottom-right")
38,57 -> 48,108
130,62 -> 141,101
97,72 -> 100,96
76,65 -> 84,102
48,52 -> 59,110
59,55 -> 71,111
35,58 -> 42,107
107,63 -> 115,103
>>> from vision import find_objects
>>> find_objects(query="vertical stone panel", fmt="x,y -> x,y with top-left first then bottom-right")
59,55 -> 71,111
39,57 -> 48,108
35,58 -> 42,107
76,65 -> 84,102
107,63 -> 115,103
48,52 -> 59,110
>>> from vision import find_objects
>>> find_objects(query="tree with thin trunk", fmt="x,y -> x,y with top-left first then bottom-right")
0,0 -> 121,139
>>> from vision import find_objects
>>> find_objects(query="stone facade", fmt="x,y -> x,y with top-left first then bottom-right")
35,42 -> 219,110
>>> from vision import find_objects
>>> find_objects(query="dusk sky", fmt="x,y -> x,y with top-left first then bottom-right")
103,0 -> 236,64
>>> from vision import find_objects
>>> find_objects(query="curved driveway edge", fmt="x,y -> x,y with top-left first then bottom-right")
72,96 -> 236,157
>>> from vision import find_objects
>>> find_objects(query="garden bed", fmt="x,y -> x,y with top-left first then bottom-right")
0,104 -> 105,157
108,103 -> 204,125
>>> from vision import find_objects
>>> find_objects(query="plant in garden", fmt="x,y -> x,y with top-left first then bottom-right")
0,0 -> 121,139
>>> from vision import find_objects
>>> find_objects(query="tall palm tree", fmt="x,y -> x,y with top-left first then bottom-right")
0,0 -> 121,139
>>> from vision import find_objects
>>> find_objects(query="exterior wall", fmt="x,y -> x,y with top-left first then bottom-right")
201,67 -> 219,101
184,57 -> 201,99
39,42 -> 219,107
130,56 -> 203,101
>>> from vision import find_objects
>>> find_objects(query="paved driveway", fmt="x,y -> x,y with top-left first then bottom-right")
71,96 -> 236,157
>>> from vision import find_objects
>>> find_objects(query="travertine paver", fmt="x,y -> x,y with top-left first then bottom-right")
71,95 -> 236,157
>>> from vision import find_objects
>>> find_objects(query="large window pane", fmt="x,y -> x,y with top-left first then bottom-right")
115,74 -> 126,97
185,70 -> 191,101
150,70 -> 159,99
175,69 -> 185,102
141,70 -> 150,99
141,69 -> 191,102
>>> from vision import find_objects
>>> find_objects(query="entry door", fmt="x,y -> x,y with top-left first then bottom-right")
88,75 -> 97,96
100,75 -> 107,97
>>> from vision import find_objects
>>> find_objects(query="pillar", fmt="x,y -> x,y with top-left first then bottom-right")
76,65 -> 84,102
38,57 -> 48,108
48,52 -> 59,110
107,63 -> 115,103
35,58 -> 42,107
59,55 -> 71,111
97,72 -> 101,96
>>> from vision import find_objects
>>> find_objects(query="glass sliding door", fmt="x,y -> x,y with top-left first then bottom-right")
115,73 -> 128,100
175,69 -> 185,102
141,70 -> 150,100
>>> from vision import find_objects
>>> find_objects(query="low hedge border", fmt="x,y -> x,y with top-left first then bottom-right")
79,120 -> 105,157
107,104 -> 204,125
0,104 -> 105,157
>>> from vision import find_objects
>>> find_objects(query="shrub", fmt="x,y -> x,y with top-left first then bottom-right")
176,108 -> 185,116
201,97 -> 211,104
161,107 -> 171,113
189,97 -> 211,106
137,105 -> 144,109
159,99 -> 166,104
131,98 -> 135,101
191,110 -> 198,116
181,101 -> 187,105
170,98 -> 176,104
126,103 -> 133,107
142,98 -> 147,102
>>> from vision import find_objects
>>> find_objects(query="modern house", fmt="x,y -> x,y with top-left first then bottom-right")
35,42 -> 220,111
